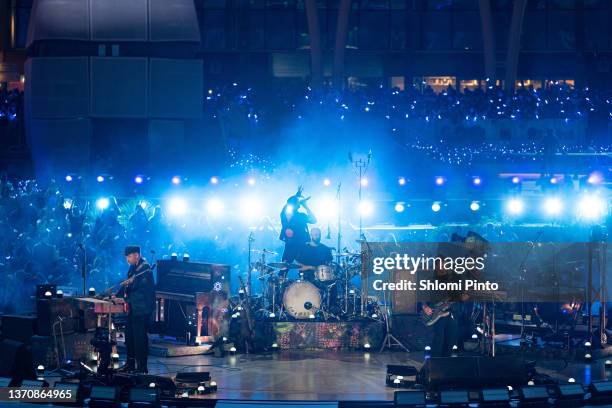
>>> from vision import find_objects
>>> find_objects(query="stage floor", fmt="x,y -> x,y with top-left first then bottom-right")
143,350 -> 612,402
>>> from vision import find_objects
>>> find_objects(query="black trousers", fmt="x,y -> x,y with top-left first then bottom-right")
430,314 -> 459,358
125,313 -> 151,371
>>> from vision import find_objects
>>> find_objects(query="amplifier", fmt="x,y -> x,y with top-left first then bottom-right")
1,315 -> 38,343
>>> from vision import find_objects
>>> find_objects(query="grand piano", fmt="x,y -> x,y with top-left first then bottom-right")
155,260 -> 230,344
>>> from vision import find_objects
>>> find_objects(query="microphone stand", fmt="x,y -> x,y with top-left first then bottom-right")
248,232 -> 254,296
78,243 -> 86,296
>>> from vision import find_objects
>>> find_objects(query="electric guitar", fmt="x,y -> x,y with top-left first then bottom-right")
420,302 -> 452,326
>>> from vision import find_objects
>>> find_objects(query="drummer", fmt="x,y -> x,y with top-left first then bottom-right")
296,227 -> 333,282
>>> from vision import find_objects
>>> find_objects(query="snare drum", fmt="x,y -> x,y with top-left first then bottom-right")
315,265 -> 335,282
283,281 -> 321,319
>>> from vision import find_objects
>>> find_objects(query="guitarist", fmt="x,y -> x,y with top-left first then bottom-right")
115,245 -> 155,373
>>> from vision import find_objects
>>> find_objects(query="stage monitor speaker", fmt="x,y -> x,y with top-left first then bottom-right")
420,357 -> 478,389
0,340 -> 36,386
394,390 -> 426,407
477,356 -> 527,387
420,357 -> 529,389
111,373 -> 175,400
1,315 -> 38,343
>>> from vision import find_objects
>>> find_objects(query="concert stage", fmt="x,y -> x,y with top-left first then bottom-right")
140,349 -> 611,402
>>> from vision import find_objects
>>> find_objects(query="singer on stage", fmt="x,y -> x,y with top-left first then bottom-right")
279,186 -> 317,263
116,245 -> 155,373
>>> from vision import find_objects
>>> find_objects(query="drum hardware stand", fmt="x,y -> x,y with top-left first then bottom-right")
379,273 -> 409,352
247,232 -> 254,295
359,233 -> 373,317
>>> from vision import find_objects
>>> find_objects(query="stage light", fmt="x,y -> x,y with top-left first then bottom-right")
605,360 -> 612,367
96,175 -> 105,183
431,202 -> 441,212
171,176 -> 181,185
139,200 -> 148,210
543,197 -> 563,216
506,198 -> 524,215
96,197 -> 110,211
568,378 -> 576,383
577,194 -> 607,221
323,178 -> 331,186
470,201 -> 480,211
88,287 -> 96,296
63,199 -> 73,210
44,291 -> 52,298
247,177 -> 256,186
394,202 -> 405,213
398,177 -> 406,186
313,198 -> 338,220
358,200 -> 374,216
134,175 -> 144,184
360,177 -> 369,187
364,343 -> 371,349
435,176 -> 445,186
472,176 -> 482,186
210,176 -> 219,184
240,196 -> 262,220
512,176 -> 521,184
588,172 -> 603,185
65,175 -> 73,182
206,198 -> 224,217
168,197 -> 187,217
550,176 -> 558,184
56,290 -> 63,298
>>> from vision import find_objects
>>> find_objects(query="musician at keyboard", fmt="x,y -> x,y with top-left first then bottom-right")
115,245 -> 154,373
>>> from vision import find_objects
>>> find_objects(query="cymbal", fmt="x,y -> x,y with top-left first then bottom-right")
337,252 -> 359,257
267,262 -> 301,269
251,249 -> 278,255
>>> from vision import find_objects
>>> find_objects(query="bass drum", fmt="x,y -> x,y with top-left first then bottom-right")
283,281 -> 321,319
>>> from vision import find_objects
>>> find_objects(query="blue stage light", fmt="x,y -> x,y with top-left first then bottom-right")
210,176 -> 219,185
134,176 -> 144,184
360,178 -> 369,187
587,172 -> 603,185
398,177 -> 406,186
240,196 -> 262,220
543,197 -> 563,216
470,201 -> 480,211
96,197 -> 110,210
512,176 -> 521,184
394,202 -> 405,213
472,176 -> 482,186
63,199 -> 73,210
577,194 -> 607,221
435,176 -> 445,186
432,202 -> 441,212
247,177 -> 256,186
358,200 -> 374,216
506,198 -> 524,215
171,176 -> 181,185
206,198 -> 224,217
65,175 -> 73,182
323,178 -> 331,187
96,175 -> 105,183
168,197 -> 187,216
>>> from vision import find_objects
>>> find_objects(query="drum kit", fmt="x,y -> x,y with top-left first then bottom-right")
242,248 -> 370,321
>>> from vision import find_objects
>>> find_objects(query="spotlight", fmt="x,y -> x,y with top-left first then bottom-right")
312,197 -> 338,220
512,176 -> 521,184
323,178 -> 331,186
139,200 -> 148,210
134,175 -> 144,184
44,291 -> 52,298
210,176 -> 219,184
168,197 -> 187,217
431,202 -> 441,213
435,176 -> 445,186
55,290 -> 63,298
63,199 -> 73,210
470,201 -> 480,211
605,360 -> 612,367
364,343 -> 371,349
96,175 -> 105,183
398,177 -> 406,186
65,175 -> 73,182
88,287 -> 96,296
543,197 -> 563,216
577,194 -> 607,221
506,198 -> 524,215
588,172 -> 603,185
247,177 -> 256,186
206,198 -> 224,217
183,253 -> 190,262
171,176 -> 181,185
550,176 -> 558,185
358,200 -> 374,216
394,202 -> 405,213
36,365 -> 45,376
171,252 -> 178,261
360,178 -> 369,187
240,196 -> 262,220
472,176 -> 482,186
96,197 -> 110,211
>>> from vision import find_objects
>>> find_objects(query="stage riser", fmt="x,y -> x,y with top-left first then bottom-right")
267,321 -> 384,350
